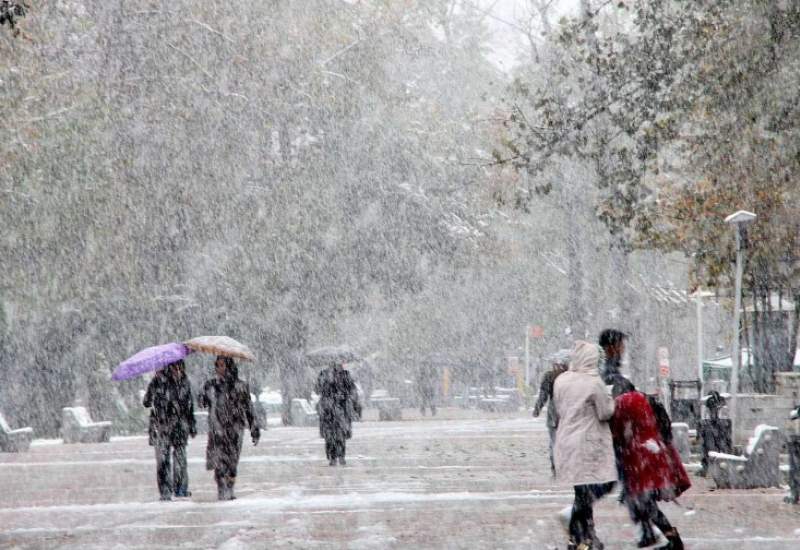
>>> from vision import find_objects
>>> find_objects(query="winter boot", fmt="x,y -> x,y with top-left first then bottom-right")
586,518 -> 604,550
226,477 -> 236,500
637,522 -> 659,548
329,458 -> 337,466
215,472 -> 227,500
663,529 -> 683,550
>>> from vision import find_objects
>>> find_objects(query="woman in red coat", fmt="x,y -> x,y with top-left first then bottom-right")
611,380 -> 690,549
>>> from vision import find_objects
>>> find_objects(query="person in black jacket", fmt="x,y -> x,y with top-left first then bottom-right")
315,362 -> 361,466
198,356 -> 260,500
599,328 -> 628,394
143,360 -> 196,501
415,361 -> 438,416
533,350 -> 569,476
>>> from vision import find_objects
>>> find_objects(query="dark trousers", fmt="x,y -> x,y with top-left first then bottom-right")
700,419 -> 732,475
631,491 -> 674,540
210,432 -> 243,500
155,439 -> 188,498
547,426 -> 556,476
569,482 -> 616,543
789,436 -> 800,503
419,391 -> 436,415
325,436 -> 346,461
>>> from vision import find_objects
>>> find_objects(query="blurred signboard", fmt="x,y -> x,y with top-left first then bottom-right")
658,346 -> 670,378
507,356 -> 520,375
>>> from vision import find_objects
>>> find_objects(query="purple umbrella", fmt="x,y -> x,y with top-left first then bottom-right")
112,343 -> 192,381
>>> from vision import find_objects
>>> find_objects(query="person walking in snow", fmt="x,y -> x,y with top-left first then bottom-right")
598,328 -> 628,394
610,379 -> 689,549
315,361 -> 361,466
198,356 -> 260,500
553,341 -> 617,550
415,361 -> 438,416
143,360 -> 197,501
533,349 -> 569,477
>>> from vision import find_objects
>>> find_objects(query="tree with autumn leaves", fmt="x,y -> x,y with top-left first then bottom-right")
499,0 -> 800,391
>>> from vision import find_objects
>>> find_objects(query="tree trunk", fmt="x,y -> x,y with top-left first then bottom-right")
788,291 -> 800,372
750,283 -> 794,393
564,192 -> 586,339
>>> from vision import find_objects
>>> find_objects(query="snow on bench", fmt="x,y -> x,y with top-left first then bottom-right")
708,451 -> 747,462
708,424 -> 781,489
61,407 -> 112,444
477,396 -> 518,413
291,398 -> 320,427
0,412 -> 33,452
369,392 -> 402,421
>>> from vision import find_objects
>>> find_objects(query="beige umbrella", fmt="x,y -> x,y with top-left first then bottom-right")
185,335 -> 256,362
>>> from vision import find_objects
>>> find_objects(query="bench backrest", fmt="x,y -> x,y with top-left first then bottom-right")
292,398 -> 315,415
746,424 -> 780,457
64,407 -> 93,426
0,412 -> 11,433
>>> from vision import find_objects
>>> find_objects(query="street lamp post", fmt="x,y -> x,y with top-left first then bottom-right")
691,289 -> 715,394
724,210 -> 757,444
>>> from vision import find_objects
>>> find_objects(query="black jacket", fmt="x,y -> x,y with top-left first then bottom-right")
315,366 -> 361,440
199,377 -> 258,435
534,369 -> 564,428
143,372 -> 196,446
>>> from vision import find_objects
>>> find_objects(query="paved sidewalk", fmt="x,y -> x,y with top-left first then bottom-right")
0,409 -> 798,549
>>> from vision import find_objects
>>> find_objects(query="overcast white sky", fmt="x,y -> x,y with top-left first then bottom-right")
476,0 -> 578,70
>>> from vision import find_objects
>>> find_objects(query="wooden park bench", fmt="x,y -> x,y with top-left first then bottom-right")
61,406 -> 112,444
0,412 -> 33,452
478,396 -> 518,413
291,398 -> 320,427
708,424 -> 781,489
370,396 -> 402,421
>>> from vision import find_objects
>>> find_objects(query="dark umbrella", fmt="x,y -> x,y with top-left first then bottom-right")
112,343 -> 192,381
306,345 -> 361,366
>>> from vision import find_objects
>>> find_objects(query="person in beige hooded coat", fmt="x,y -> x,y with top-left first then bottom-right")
553,340 -> 617,550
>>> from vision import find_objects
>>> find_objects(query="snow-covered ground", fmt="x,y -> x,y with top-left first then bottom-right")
1,409 -> 798,549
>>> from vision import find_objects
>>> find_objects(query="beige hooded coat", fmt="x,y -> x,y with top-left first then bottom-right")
553,340 -> 617,486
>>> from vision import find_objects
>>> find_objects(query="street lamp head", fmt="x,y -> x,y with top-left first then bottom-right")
690,288 -> 715,299
724,210 -> 757,226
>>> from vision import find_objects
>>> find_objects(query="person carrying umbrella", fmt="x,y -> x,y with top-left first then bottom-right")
314,360 -> 361,466
198,356 -> 260,500
143,360 -> 197,501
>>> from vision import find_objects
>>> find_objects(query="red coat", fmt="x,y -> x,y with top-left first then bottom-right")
610,391 -> 691,499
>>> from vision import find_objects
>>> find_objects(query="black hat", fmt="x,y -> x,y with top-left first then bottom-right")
705,391 -> 726,410
599,329 -> 628,348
